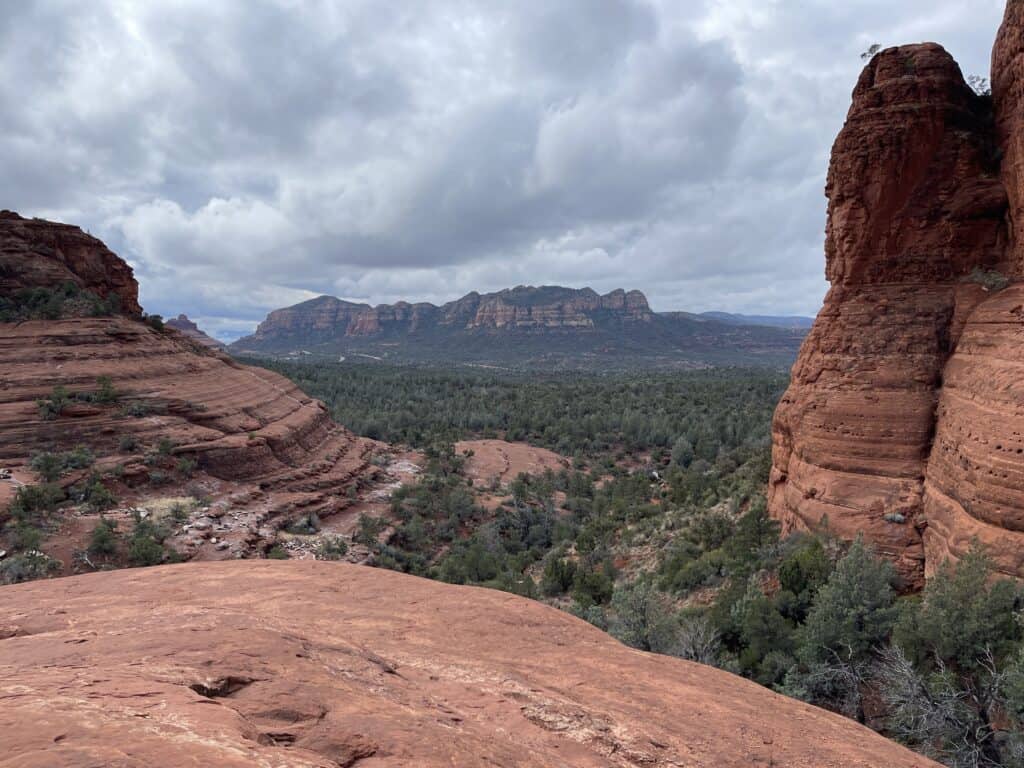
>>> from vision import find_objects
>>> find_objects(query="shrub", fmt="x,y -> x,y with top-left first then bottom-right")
121,401 -> 153,418
893,544 -> 1020,673
353,513 -> 385,547
540,554 -> 577,596
176,457 -> 196,477
609,580 -> 678,653
7,483 -> 64,522
127,517 -> 168,567
156,438 -> 175,456
967,266 -> 1010,292
285,513 -> 321,535
798,539 -> 896,666
119,435 -> 139,452
82,479 -> 117,512
36,385 -> 70,420
145,314 -> 165,331
0,551 -> 60,584
0,282 -> 119,323
30,446 -> 95,482
571,564 -> 615,608
94,375 -> 118,404
315,536 -> 349,561
266,545 -> 290,560
7,522 -> 43,552
29,452 -> 63,482
88,517 -> 119,556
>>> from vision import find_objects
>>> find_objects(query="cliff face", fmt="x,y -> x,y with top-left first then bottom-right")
0,560 -> 939,768
0,217 -> 380,554
771,8 -> 1024,585
0,210 -> 141,315
233,285 -> 804,368
243,285 -> 654,345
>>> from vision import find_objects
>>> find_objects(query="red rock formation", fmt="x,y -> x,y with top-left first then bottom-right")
0,217 -> 381,559
240,285 -> 653,346
0,560 -> 939,768
918,4 -> 1024,578
0,211 -> 141,315
994,1 -> 1024,275
165,313 -> 226,350
769,43 -> 1007,587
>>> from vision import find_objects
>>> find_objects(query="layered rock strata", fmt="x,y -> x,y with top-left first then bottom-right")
771,9 -> 1024,583
241,285 -> 654,346
0,211 -> 141,315
0,217 -> 380,539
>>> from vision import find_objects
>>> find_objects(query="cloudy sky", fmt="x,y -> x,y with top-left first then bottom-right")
2,0 -> 1006,339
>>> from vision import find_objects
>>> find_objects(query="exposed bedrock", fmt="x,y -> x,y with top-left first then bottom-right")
0,561 -> 940,768
769,41 -> 1009,587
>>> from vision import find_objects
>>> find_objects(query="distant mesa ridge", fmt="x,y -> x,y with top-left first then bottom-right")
245,285 -> 654,341
231,285 -> 807,368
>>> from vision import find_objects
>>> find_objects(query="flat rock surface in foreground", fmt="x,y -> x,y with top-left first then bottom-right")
0,561 -> 935,767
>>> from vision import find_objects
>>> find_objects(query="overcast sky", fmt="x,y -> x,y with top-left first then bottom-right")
2,0 -> 1006,339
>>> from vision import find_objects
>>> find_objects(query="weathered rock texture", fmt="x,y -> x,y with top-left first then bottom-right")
165,313 -> 226,350
0,217 -> 379,536
0,560 -> 938,768
0,211 -> 141,315
771,8 -> 1024,584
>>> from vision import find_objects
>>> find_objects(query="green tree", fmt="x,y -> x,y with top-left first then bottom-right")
798,539 -> 896,666
88,517 -> 119,556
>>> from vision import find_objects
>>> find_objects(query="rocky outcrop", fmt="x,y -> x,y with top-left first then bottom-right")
442,286 -> 653,329
165,314 -> 226,350
771,9 -> 1024,584
0,211 -> 141,315
0,560 -> 938,768
0,216 -> 381,552
232,286 -> 804,368
240,285 -> 654,346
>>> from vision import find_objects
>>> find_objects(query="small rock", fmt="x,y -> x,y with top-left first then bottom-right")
215,541 -> 230,551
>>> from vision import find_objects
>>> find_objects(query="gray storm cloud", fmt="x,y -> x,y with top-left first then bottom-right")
0,0 -> 1005,340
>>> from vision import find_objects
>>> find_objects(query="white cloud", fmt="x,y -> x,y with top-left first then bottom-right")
1,0 -> 1008,337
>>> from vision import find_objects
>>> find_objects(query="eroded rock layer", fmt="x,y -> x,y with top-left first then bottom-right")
0,211 -> 141,315
0,561 -> 938,768
769,43 -> 1006,586
770,4 -> 1024,582
0,317 -> 376,519
923,286 -> 1024,576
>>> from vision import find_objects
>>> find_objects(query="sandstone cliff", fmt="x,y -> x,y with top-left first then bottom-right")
0,210 -> 141,315
770,7 -> 1024,584
0,560 -> 938,768
242,285 -> 654,345
233,285 -> 804,368
0,216 -> 382,559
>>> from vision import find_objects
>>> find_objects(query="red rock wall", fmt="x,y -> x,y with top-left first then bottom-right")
769,43 -> 1007,587
0,211 -> 141,315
